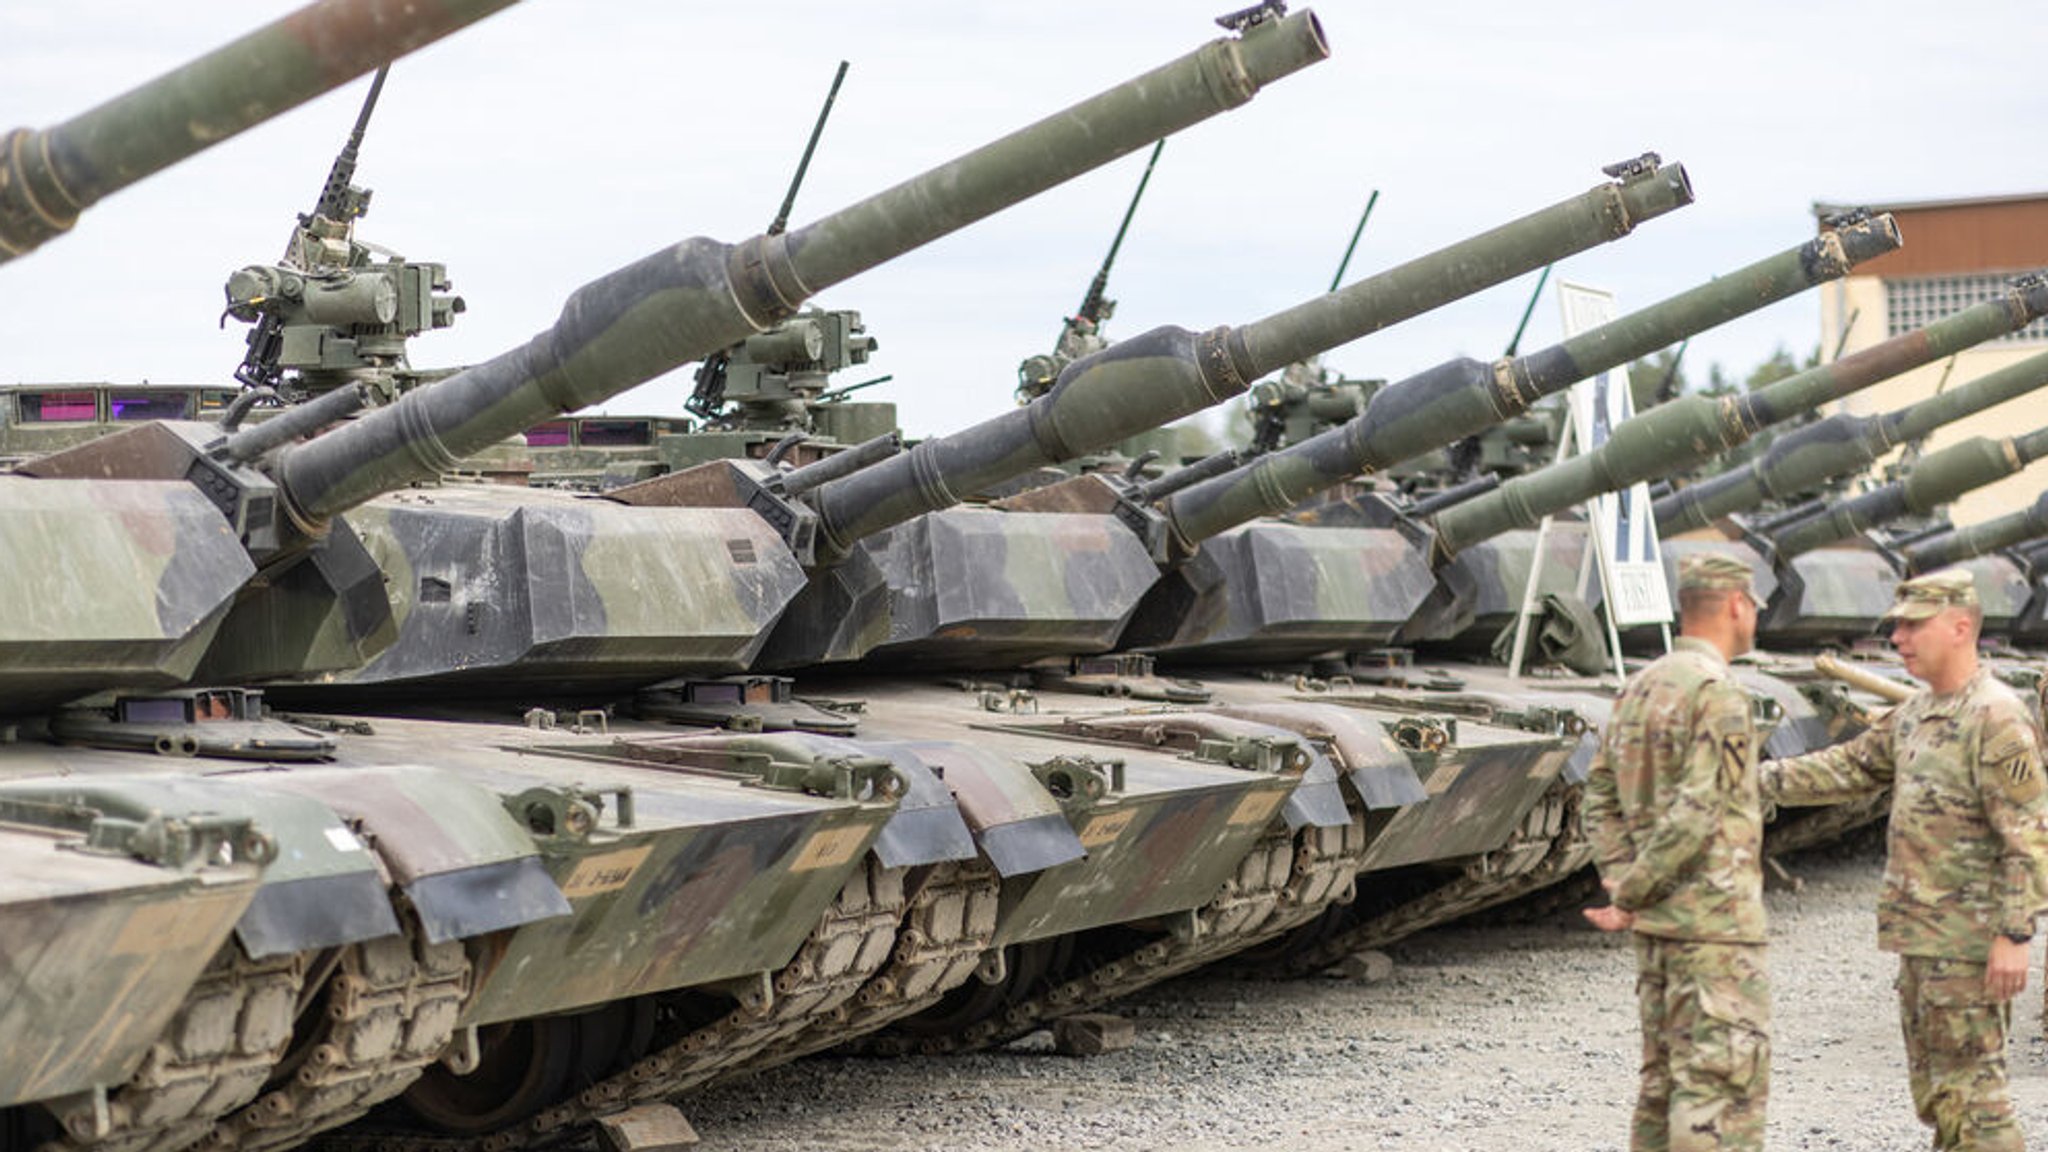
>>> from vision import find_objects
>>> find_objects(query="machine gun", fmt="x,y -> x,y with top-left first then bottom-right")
1016,138 -> 1166,402
222,67 -> 464,398
691,61 -> 851,421
1244,190 -> 1381,455
232,67 -> 387,391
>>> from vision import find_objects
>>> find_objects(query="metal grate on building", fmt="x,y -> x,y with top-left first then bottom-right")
1885,274 -> 2048,343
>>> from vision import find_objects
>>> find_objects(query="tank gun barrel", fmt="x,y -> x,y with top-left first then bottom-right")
1814,653 -> 1915,705
272,9 -> 1330,527
1771,425 -> 2048,558
1902,492 -> 2048,574
807,156 -> 1694,558
1653,281 -> 2048,533
1160,213 -> 1902,551
1432,273 -> 2048,556
0,0 -> 522,263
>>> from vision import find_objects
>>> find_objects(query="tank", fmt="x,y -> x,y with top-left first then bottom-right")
0,11 -> 1332,1150
0,0 -> 524,264
1113,212 -> 1902,663
1652,284 -> 2048,535
762,154 -> 1696,669
1408,277 -> 2048,649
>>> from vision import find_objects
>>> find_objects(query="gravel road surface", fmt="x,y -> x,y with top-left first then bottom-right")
683,839 -> 2048,1150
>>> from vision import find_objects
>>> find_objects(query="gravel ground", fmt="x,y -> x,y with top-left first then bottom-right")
683,840 -> 2048,1150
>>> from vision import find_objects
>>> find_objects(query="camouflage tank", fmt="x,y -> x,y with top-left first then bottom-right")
0,10 -> 1331,1150
1411,274 -> 2048,652
948,212 -> 1901,669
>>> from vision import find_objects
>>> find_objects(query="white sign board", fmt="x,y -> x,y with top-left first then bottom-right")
1557,281 -> 1673,627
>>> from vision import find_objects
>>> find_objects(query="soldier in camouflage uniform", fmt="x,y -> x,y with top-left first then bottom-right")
1583,552 -> 1769,1152
1763,569 -> 2048,1151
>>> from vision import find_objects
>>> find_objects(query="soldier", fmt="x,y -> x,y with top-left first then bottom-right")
1582,551 -> 1769,1152
1763,569 -> 2048,1151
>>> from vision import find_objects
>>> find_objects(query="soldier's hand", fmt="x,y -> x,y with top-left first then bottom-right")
1986,936 -> 2030,1001
1583,904 -> 1634,932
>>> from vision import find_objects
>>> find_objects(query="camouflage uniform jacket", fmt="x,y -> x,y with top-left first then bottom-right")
1583,636 -> 1766,943
1761,668 -> 2048,961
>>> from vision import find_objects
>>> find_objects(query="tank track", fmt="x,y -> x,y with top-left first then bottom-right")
307,856 -> 908,1152
858,812 -> 1370,1056
40,945 -> 307,1152
712,860 -> 1002,1081
205,928 -> 471,1152
1269,779 -> 1587,975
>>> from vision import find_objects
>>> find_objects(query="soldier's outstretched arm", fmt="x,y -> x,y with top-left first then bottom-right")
1760,712 -> 1898,806
1610,682 -> 1753,913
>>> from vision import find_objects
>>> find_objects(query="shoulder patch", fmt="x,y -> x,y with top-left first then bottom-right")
1720,731 -> 1752,790
1986,721 -> 2046,806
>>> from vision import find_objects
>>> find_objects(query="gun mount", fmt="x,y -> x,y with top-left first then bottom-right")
221,68 -> 467,398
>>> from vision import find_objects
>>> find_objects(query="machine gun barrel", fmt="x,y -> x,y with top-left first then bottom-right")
0,0 -> 520,263
272,9 -> 1330,527
768,60 -> 849,236
1653,281 -> 2048,533
1902,492 -> 2048,574
1771,425 -> 2048,558
219,384 -> 372,463
1406,472 -> 1502,519
780,431 -> 904,497
803,155 -> 1692,559
1161,213 -> 1901,551
1326,189 -> 1378,293
1076,138 -> 1165,323
1135,449 -> 1243,503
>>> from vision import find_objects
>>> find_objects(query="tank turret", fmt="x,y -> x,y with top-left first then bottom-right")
1653,281 -> 2048,534
1429,272 -> 2048,560
1155,212 -> 1903,554
0,0 -> 523,263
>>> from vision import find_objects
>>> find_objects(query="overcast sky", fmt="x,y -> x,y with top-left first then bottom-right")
5,1 -> 2046,438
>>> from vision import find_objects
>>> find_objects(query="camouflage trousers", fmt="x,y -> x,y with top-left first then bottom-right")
1897,955 -> 2022,1151
1631,935 -> 1770,1152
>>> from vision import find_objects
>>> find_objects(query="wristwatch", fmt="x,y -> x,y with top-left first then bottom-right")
2001,932 -> 2033,945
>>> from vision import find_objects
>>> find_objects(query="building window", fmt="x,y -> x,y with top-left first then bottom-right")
1886,275 -> 2048,343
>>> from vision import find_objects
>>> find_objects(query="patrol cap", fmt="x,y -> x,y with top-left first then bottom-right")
1882,569 -> 1979,622
1677,552 -> 1755,596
